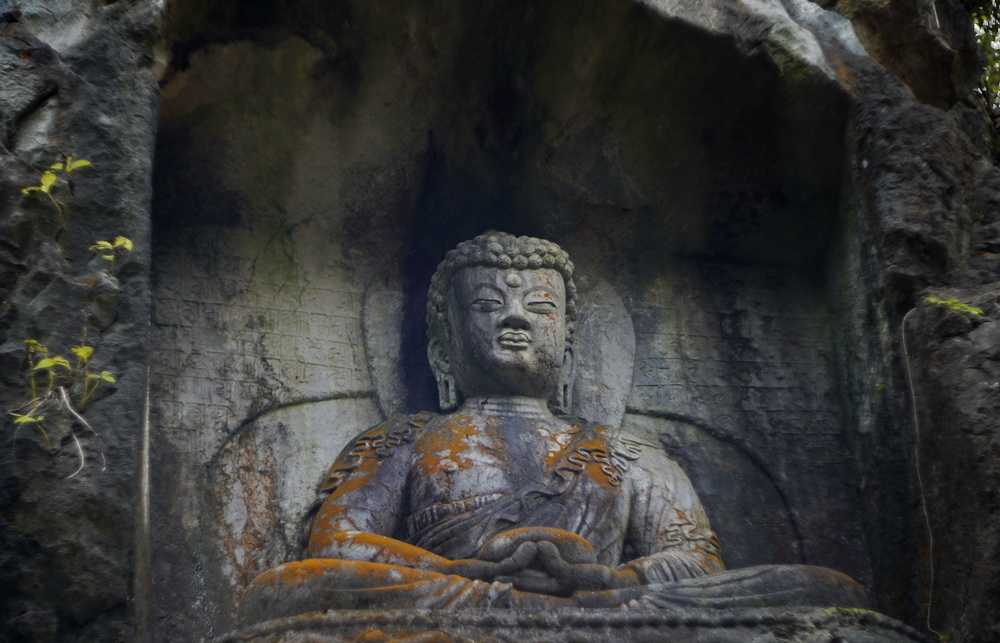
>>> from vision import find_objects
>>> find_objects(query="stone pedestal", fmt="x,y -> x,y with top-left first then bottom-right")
218,608 -> 929,642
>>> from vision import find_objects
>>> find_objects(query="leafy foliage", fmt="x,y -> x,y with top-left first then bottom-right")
70,345 -> 94,363
89,235 -> 135,264
9,154 -> 135,479
970,1 -> 1000,126
48,156 -> 93,174
19,154 -> 93,221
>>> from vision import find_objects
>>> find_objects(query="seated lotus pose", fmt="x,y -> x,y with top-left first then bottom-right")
240,232 -> 865,621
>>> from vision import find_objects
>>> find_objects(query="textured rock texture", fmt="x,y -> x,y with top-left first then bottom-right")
905,286 -> 1000,643
218,607 -> 932,643
150,2 -> 867,638
1,0 -> 998,642
0,1 -> 161,642
149,0 -> 998,641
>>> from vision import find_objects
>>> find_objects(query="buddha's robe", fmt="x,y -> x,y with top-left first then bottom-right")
240,412 -> 865,621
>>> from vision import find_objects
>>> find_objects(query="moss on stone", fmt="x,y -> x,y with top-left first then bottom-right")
924,294 -> 984,317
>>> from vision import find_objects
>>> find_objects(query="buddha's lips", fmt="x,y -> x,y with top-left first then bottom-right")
497,331 -> 531,349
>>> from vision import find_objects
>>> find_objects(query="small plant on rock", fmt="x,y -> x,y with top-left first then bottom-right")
8,155 -> 133,478
924,294 -> 985,317
19,153 -> 93,221
89,235 -> 134,264
8,336 -> 119,478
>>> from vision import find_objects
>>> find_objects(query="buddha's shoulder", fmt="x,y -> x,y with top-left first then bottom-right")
335,411 -> 440,458
570,420 -> 655,455
582,422 -> 691,474
355,410 -> 438,431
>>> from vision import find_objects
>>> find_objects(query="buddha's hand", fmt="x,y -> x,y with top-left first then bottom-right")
440,541 -> 538,582
477,527 -> 597,564
534,541 -> 641,593
475,527 -> 632,595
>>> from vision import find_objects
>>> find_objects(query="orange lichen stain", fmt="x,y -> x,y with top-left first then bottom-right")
353,628 -> 456,643
330,466 -> 375,497
218,432 -> 283,587
317,504 -> 347,520
543,425 -> 580,469
482,526 -> 596,564
544,443 -> 568,469
307,531 -> 448,570
318,424 -> 390,493
831,57 -> 857,92
415,416 -> 478,476
510,526 -> 591,548
573,436 -> 618,488
306,507 -> 347,554
354,627 -> 455,643
253,558 -> 440,590
355,629 -> 389,642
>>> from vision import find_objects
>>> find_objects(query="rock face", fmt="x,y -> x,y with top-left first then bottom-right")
905,287 -> 1000,643
0,0 -> 998,641
0,2 -> 160,642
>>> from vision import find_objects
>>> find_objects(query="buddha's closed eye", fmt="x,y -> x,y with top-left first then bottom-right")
526,300 -> 558,312
472,298 -> 503,311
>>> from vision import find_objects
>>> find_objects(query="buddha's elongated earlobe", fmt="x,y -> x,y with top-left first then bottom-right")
434,372 -> 458,411
552,345 -> 575,415
427,337 -> 459,411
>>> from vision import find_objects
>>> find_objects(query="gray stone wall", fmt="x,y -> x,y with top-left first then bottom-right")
623,259 -> 870,585
147,4 -> 873,638
2,0 -> 998,641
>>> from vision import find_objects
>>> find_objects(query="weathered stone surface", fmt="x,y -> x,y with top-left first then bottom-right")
218,607 -> 930,643
229,229 -> 875,640
818,0 -> 980,108
0,2 -> 161,641
145,0 -> 1000,639
904,285 -> 1000,643
1,0 -> 997,641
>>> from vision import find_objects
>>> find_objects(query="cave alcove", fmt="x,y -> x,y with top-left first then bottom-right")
150,1 -> 865,638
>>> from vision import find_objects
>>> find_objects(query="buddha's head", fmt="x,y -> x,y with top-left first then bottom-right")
426,231 -> 578,412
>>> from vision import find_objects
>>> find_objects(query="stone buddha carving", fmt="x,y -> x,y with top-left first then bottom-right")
239,232 -> 866,621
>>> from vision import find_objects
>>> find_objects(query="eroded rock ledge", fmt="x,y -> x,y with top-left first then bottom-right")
218,607 -> 931,643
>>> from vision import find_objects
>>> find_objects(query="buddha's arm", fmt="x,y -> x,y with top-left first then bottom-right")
305,421 -> 444,569
621,445 -> 725,583
305,419 -> 533,579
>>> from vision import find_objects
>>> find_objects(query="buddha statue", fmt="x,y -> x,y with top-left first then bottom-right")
239,232 -> 866,622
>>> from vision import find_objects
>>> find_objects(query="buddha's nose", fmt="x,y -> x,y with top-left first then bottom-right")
500,301 -> 530,330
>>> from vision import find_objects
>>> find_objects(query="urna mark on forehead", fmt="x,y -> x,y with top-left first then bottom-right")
449,266 -> 567,307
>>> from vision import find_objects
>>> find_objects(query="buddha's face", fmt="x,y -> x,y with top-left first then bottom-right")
446,266 -> 567,398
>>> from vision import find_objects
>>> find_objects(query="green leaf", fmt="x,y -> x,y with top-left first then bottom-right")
99,371 -> 116,384
12,413 -> 45,425
33,356 -> 71,371
49,161 -> 65,171
23,339 -> 48,354
89,240 -> 114,252
101,254 -> 115,262
39,171 -> 58,193
21,186 -> 41,196
112,236 -> 134,252
67,159 -> 92,172
71,345 -> 94,363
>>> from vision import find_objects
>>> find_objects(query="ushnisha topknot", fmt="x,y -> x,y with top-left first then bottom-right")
426,231 -> 577,345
